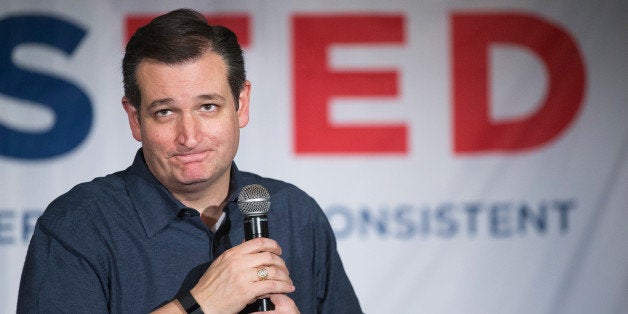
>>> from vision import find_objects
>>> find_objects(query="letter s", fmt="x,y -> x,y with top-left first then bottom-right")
0,15 -> 92,159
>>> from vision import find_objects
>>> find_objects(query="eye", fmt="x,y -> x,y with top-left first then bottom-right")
200,104 -> 218,112
155,109 -> 173,117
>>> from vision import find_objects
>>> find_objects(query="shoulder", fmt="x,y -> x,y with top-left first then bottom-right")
38,171 -> 128,240
237,170 -> 318,207
236,170 -> 329,229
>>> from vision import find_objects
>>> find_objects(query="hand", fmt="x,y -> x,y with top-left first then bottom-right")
251,294 -> 300,314
190,238 -> 295,313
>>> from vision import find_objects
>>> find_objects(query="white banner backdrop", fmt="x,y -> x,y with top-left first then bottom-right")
1,1 -> 627,313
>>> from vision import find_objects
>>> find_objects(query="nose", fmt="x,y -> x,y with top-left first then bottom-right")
175,113 -> 201,149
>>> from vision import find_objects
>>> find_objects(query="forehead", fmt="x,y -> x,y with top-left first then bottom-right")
135,51 -> 231,105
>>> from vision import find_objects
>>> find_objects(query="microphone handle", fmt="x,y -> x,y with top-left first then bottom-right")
244,215 -> 269,240
243,215 -> 274,312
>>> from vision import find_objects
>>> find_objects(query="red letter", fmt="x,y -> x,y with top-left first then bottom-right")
452,12 -> 585,153
125,14 -> 250,46
293,15 -> 407,154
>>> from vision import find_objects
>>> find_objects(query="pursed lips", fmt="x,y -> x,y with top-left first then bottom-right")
171,150 -> 209,164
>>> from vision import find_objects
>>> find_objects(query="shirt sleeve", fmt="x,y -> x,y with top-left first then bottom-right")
17,220 -> 109,313
313,207 -> 363,314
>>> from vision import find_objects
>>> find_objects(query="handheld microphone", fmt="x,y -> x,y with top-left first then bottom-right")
237,184 -> 274,312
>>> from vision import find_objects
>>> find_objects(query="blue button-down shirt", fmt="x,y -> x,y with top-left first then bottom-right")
18,150 -> 362,313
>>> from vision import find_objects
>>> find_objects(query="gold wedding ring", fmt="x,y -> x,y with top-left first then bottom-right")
257,267 -> 269,281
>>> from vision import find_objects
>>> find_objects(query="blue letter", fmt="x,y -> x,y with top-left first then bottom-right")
325,205 -> 354,239
517,202 -> 547,234
464,202 -> 481,237
553,199 -> 575,233
358,207 -> 388,238
0,15 -> 92,159
22,209 -> 42,243
435,203 -> 458,238
490,202 -> 512,238
393,204 -> 415,239
0,210 -> 15,244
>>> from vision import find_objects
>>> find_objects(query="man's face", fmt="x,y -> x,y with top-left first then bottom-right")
123,51 -> 250,196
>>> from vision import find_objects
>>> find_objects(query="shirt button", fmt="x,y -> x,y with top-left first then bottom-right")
178,208 -> 194,217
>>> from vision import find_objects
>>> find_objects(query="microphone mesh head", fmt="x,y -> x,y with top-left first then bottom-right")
237,184 -> 271,216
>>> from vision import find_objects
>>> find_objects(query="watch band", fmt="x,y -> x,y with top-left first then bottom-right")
177,290 -> 203,314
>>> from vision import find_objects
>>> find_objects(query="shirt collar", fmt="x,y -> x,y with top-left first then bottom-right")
124,149 -> 247,240
225,162 -> 245,245
124,149 -> 186,238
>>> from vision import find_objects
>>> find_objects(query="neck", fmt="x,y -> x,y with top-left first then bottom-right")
170,176 -> 231,226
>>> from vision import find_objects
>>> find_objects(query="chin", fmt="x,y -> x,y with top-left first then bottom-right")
175,166 -> 212,182
178,175 -> 211,186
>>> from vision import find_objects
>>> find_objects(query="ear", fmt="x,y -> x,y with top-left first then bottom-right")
237,80 -> 251,128
122,97 -> 142,142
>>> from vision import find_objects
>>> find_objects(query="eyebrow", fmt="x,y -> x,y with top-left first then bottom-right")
147,98 -> 174,110
198,93 -> 226,102
146,94 -> 227,110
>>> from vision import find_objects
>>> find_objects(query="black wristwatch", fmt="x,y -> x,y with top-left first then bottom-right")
177,290 -> 204,314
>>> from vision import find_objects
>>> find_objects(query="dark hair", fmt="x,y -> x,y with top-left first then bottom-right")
122,8 -> 246,110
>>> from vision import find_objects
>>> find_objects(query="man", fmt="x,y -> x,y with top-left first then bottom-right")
17,8 -> 362,313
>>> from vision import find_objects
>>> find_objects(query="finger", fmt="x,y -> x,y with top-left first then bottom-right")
252,265 -> 293,285
252,251 -> 288,272
252,280 -> 296,298
268,294 -> 297,308
250,294 -> 300,314
239,238 -> 282,255
214,239 -> 281,267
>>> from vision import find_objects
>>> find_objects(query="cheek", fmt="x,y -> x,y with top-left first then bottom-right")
220,123 -> 240,143
141,125 -> 171,148
204,120 -> 234,141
